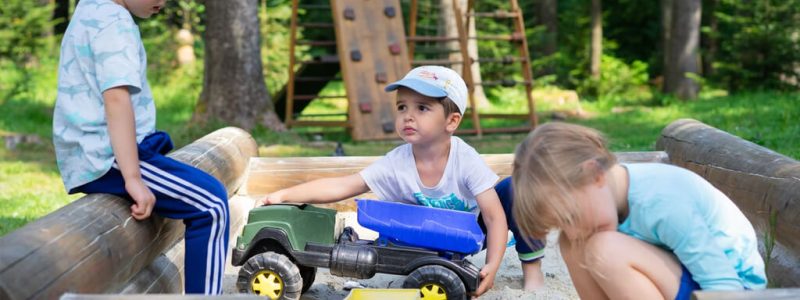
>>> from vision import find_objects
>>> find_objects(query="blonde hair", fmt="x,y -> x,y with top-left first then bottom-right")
512,122 -> 617,241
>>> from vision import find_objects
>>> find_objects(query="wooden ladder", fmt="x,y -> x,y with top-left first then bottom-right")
407,0 -> 538,136
283,0 -> 349,129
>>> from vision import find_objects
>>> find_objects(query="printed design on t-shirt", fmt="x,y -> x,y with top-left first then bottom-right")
414,192 -> 474,212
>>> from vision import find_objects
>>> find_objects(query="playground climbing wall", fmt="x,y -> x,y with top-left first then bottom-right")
332,0 -> 411,140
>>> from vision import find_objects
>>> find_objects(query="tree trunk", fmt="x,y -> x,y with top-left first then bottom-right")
534,0 -> 558,76
663,0 -> 702,100
441,0 -> 489,107
197,0 -> 285,131
702,0 -> 718,77
661,0 -> 673,87
590,0 -> 602,79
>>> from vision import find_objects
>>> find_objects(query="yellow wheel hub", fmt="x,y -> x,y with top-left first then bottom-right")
419,283 -> 448,300
251,270 -> 284,299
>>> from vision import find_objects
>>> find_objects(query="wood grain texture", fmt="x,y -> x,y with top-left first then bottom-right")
332,0 -> 410,141
0,127 -> 257,299
242,151 -> 669,211
657,118 -> 800,287
692,288 -> 800,300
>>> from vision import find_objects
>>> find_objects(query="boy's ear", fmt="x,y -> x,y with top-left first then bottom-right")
445,112 -> 462,133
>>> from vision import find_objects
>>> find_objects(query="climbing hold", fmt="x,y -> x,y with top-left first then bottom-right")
344,7 -> 355,20
388,43 -> 401,55
359,102 -> 372,113
375,72 -> 388,83
384,6 -> 396,18
350,50 -> 362,62
382,121 -> 395,133
511,32 -> 524,42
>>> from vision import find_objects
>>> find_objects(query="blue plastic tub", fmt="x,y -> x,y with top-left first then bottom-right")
356,199 -> 485,254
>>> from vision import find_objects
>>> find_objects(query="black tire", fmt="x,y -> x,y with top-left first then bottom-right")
299,265 -> 317,293
403,265 -> 467,300
237,252 -> 303,300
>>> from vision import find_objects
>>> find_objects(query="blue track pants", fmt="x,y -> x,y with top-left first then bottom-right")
72,131 -> 229,294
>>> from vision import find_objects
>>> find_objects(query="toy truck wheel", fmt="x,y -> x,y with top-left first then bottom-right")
299,265 -> 317,293
237,252 -> 303,300
403,265 -> 467,300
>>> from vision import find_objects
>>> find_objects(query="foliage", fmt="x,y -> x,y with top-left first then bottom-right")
0,0 -> 56,65
0,0 -> 57,100
547,0 -> 589,86
576,54 -> 652,106
138,0 -> 206,81
262,0 -> 294,95
711,0 -> 800,91
602,0 -> 662,76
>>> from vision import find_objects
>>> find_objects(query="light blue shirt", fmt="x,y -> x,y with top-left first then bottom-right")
53,0 -> 155,191
619,163 -> 767,290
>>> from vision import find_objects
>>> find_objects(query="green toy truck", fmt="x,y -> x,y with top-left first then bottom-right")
232,202 -> 483,300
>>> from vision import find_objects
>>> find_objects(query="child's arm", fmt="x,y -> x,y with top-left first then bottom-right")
474,188 -> 508,296
104,86 -> 156,220
258,173 -> 370,206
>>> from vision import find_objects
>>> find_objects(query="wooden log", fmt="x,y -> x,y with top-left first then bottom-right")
656,118 -> 800,287
242,151 -> 669,211
118,194 -> 257,294
0,127 -> 257,299
118,244 -> 184,294
692,288 -> 800,300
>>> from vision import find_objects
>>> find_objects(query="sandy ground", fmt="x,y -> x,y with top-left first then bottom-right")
223,212 -> 578,299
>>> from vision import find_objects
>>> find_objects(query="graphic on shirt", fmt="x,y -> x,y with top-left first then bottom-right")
414,192 -> 475,212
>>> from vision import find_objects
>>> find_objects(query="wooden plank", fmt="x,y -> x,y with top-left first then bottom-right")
656,118 -> 800,287
692,288 -> 800,300
242,151 -> 669,212
0,127 -> 257,299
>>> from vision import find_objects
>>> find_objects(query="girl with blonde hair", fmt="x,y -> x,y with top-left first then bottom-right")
512,122 -> 766,300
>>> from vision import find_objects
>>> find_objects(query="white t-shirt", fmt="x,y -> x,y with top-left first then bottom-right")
360,137 -> 499,216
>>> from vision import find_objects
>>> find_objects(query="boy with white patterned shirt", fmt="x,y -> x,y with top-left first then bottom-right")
53,0 -> 228,294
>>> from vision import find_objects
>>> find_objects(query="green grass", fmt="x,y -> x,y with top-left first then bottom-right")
1,57 -> 799,236
578,91 -> 800,156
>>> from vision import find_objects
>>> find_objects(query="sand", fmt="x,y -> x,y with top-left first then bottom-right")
223,213 -> 578,299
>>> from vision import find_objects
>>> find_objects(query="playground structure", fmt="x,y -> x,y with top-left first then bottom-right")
1,119 -> 799,299
275,0 -> 538,140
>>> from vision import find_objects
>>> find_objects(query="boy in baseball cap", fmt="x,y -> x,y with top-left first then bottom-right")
386,65 -> 547,292
261,66 -> 517,296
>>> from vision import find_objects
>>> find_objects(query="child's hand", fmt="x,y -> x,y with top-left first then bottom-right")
472,265 -> 498,298
257,191 -> 285,207
125,178 -> 156,220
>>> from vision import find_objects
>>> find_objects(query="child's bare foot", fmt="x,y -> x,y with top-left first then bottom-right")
522,260 -> 545,291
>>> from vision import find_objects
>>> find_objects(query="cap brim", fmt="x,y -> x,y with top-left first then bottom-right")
384,78 -> 447,98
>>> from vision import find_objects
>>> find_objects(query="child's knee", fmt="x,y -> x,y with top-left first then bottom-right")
584,231 -> 627,270
208,179 -> 228,204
